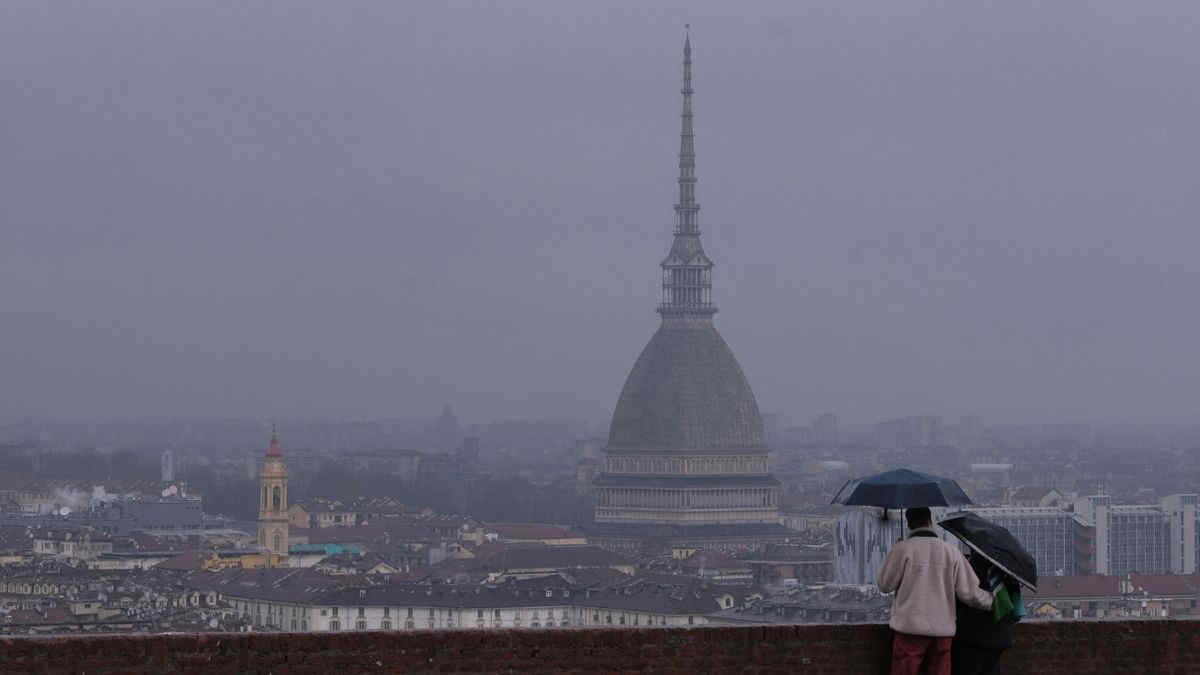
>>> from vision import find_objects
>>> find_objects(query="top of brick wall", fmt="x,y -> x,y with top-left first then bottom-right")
3,620 -> 1199,674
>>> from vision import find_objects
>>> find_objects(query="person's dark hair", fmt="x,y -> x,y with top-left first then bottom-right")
905,507 -> 932,529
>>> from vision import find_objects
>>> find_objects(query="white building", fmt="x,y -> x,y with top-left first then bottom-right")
971,506 -> 1092,576
217,581 -> 723,633
1073,494 -> 1200,575
834,508 -> 949,585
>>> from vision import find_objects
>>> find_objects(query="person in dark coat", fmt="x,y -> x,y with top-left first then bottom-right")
952,552 -> 1015,675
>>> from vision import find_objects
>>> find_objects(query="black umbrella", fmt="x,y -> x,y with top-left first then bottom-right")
938,511 -> 1038,590
830,468 -> 973,510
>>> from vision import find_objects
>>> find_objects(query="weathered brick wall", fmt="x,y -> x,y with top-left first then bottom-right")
1,621 -> 1197,674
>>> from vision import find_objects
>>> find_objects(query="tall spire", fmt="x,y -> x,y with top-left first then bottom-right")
678,29 -> 696,224
658,30 -> 716,318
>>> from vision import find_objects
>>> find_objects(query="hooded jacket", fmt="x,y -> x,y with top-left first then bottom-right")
877,528 -> 994,637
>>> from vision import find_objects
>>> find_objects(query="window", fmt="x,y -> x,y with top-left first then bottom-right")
407,608 -> 414,618
383,607 -> 390,617
356,620 -> 367,630
329,620 -> 341,631
688,616 -> 694,625
320,609 -> 328,616
272,486 -> 281,510
494,609 -> 501,619
605,614 -> 612,624
477,610 -> 484,619
301,620 -> 308,631
381,620 -> 391,630
331,607 -> 339,617
428,608 -> 434,618
358,607 -> 365,618
405,620 -> 414,629
290,619 -> 297,631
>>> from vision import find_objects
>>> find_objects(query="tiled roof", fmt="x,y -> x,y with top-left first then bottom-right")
309,578 -> 722,616
154,551 -> 210,571
484,523 -> 577,540
292,526 -> 385,545
678,550 -> 749,571
1028,575 -> 1200,599
1009,486 -> 1055,501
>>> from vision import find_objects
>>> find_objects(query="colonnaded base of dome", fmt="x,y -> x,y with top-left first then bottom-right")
586,522 -> 793,554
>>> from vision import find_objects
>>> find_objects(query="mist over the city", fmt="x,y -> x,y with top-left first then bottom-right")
5,1 -> 1200,428
4,2 -> 1200,668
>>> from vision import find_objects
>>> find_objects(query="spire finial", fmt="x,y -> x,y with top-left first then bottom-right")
657,30 -> 715,318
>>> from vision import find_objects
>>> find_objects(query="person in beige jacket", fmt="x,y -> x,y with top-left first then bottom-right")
877,507 -> 993,675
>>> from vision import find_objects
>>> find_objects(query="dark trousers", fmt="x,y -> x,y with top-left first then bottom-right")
951,643 -> 1005,675
890,632 -> 952,675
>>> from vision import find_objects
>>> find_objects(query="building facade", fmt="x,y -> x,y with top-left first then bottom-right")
834,509 -> 944,585
971,507 -> 1094,577
1072,494 -> 1199,575
221,583 -> 716,633
257,430 -> 289,565
591,35 -> 785,552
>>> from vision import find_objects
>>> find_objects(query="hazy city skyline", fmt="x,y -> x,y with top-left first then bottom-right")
5,2 -> 1200,427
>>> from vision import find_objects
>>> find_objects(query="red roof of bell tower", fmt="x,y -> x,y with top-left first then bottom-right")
267,425 -> 283,457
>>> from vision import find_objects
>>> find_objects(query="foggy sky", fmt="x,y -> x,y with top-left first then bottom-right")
4,1 -> 1200,428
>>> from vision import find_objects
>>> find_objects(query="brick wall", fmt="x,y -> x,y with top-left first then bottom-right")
1,621 -> 1198,674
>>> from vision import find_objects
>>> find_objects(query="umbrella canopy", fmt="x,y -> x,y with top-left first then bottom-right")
830,468 -> 973,509
939,511 -> 1038,591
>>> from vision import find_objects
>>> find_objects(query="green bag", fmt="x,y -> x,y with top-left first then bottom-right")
992,585 -> 1014,623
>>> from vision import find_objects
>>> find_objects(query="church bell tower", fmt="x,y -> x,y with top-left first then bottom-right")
257,426 -> 289,565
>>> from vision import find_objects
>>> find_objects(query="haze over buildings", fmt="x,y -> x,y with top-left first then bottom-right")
5,2 -> 1200,427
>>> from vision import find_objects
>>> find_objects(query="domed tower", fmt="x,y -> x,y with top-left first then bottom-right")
257,427 -> 289,566
592,34 -> 785,552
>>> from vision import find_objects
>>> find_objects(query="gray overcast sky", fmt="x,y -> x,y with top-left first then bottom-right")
3,1 -> 1200,428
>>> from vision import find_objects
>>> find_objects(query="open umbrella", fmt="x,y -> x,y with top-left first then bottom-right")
938,511 -> 1038,590
830,468 -> 973,510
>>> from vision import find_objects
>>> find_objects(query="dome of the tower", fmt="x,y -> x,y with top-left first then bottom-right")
607,319 -> 765,452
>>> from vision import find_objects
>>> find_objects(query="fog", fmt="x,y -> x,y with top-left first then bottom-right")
3,1 -> 1200,427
